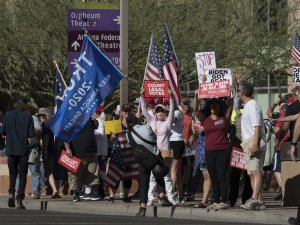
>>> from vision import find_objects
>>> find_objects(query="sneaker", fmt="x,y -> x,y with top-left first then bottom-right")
240,197 -> 259,210
160,196 -> 173,207
107,197 -> 114,204
256,200 -> 267,210
168,196 -> 180,206
179,197 -> 185,204
147,199 -> 154,206
73,194 -> 81,202
91,194 -> 101,201
82,193 -> 92,200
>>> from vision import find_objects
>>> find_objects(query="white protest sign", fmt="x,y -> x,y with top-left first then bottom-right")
292,67 -> 300,84
204,68 -> 232,85
195,52 -> 216,82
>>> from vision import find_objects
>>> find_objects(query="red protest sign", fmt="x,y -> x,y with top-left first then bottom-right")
144,80 -> 169,98
230,147 -> 247,170
58,150 -> 81,174
198,80 -> 230,98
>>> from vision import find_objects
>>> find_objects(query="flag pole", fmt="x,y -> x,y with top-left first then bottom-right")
53,60 -> 67,88
143,34 -> 154,85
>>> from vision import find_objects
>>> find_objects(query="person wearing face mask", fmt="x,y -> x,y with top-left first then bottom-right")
140,88 -> 174,206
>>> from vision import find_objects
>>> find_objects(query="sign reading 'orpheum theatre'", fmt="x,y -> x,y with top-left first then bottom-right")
67,3 -> 120,74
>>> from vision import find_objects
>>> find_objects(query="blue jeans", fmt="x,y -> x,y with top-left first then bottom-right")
28,159 -> 46,196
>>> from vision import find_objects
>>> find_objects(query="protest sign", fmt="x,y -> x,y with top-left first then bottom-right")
144,80 -> 169,98
195,52 -> 216,82
58,150 -> 81,173
292,67 -> 300,84
104,120 -> 122,134
230,147 -> 246,170
198,80 -> 230,98
204,68 -> 232,85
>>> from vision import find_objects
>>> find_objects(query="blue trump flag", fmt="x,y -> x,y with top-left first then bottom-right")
50,35 -> 124,143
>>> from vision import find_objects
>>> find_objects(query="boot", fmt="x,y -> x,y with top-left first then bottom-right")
8,195 -> 15,208
16,199 -> 26,209
136,207 -> 146,217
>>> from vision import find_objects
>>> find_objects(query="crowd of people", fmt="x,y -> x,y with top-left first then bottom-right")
0,80 -> 299,217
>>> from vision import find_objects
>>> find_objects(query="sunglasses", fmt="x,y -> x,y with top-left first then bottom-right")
155,108 -> 166,113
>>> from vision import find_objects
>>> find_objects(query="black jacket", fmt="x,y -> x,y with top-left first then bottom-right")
2,109 -> 34,156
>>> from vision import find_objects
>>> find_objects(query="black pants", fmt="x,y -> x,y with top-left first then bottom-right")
228,167 -> 252,205
205,150 -> 231,203
7,155 -> 29,200
138,164 -> 165,204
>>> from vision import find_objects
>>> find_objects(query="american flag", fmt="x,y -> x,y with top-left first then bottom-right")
163,25 -> 181,106
291,32 -> 300,66
144,36 -> 164,81
106,132 -> 139,188
54,62 -> 67,112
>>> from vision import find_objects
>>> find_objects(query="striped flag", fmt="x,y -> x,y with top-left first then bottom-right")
106,132 -> 139,188
142,35 -> 165,105
54,62 -> 67,113
291,32 -> 300,66
163,25 -> 181,106
144,35 -> 164,81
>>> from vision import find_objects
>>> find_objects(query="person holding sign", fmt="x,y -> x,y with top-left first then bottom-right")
238,80 -> 267,211
140,88 -> 175,206
194,90 -> 233,210
64,118 -> 100,202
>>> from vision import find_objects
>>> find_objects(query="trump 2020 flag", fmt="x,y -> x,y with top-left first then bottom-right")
51,35 -> 124,143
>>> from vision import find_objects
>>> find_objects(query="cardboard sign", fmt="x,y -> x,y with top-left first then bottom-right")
198,80 -> 230,98
292,67 -> 300,84
195,52 -> 216,82
144,80 -> 169,98
58,150 -> 81,174
203,68 -> 232,85
104,120 -> 122,134
230,147 -> 247,170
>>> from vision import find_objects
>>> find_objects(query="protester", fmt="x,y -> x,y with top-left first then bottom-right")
106,104 -> 138,203
64,118 -> 100,202
237,80 -> 267,210
227,94 -> 252,207
169,104 -> 185,203
93,105 -> 108,199
140,89 -> 174,206
194,90 -> 233,210
127,114 -> 172,217
266,94 -> 295,201
189,120 -> 212,208
2,99 -> 35,209
28,110 -> 46,199
38,108 -> 61,199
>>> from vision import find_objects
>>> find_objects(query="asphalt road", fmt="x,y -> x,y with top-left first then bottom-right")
0,208 -> 266,225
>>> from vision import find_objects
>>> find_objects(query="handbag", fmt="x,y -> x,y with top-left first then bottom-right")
128,128 -> 167,172
28,145 -> 40,164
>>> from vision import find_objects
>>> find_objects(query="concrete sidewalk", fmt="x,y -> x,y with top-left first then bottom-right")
0,193 -> 297,225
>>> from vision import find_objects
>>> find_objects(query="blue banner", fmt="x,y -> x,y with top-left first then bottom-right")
51,35 -> 124,143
